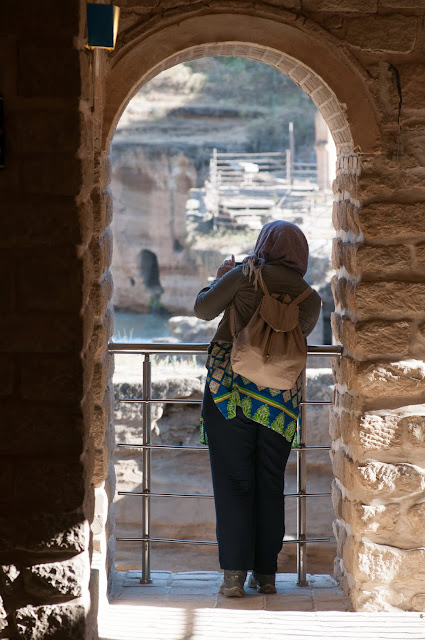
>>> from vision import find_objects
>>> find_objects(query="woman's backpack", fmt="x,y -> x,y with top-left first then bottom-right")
230,277 -> 313,390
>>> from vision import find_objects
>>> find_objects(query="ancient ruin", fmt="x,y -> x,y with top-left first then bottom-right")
2,1 -> 425,638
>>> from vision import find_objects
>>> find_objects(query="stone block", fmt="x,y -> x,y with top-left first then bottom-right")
92,384 -> 114,448
20,355 -> 84,404
332,448 -> 425,498
0,197 -> 93,250
22,555 -> 86,601
17,109 -> 81,153
90,229 -> 113,283
0,595 -> 6,632
357,542 -> 425,585
350,281 -> 425,316
415,244 -> 425,271
0,355 -> 15,398
345,15 -> 417,52
357,203 -> 425,241
397,65 -> 425,111
10,461 -> 86,512
337,317 -> 411,358
18,48 -> 81,98
351,502 -> 400,537
358,460 -> 425,497
92,305 -> 114,360
407,503 -> 425,537
0,564 -> 22,596
92,189 -> 113,236
92,447 -> 109,487
91,272 -> 114,322
405,414 -> 425,446
0,312 -> 86,353
334,358 -> 425,399
0,0 -> 79,43
21,153 -> 84,197
16,603 -> 86,640
18,252 -> 84,312
303,0 -> 376,9
0,401 -> 83,456
356,245 -> 412,276
92,353 -> 114,405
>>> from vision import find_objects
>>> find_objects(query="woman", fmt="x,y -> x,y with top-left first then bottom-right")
194,220 -> 321,597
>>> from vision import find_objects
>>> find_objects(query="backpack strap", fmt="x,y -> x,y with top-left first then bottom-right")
291,286 -> 313,306
229,305 -> 236,337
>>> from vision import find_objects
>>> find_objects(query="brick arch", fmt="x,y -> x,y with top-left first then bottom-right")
103,12 -> 380,157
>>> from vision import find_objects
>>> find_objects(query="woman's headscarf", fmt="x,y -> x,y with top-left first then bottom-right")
242,220 -> 309,288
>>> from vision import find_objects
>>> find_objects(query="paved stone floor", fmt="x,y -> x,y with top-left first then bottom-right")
98,571 -> 425,640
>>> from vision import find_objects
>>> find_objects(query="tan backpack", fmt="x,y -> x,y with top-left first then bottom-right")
230,277 -> 313,390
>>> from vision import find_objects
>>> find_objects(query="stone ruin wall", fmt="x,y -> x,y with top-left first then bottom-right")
2,1 -> 425,637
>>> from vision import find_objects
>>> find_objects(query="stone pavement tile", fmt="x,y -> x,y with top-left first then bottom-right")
119,585 -> 169,596
215,594 -> 265,609
166,596 -> 217,608
264,594 -> 315,611
169,583 -> 219,595
308,574 -> 338,588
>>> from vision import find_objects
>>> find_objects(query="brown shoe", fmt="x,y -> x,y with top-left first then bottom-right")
219,570 -> 247,597
248,572 -> 277,594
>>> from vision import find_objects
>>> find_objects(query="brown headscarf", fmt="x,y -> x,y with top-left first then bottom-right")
243,220 -> 309,288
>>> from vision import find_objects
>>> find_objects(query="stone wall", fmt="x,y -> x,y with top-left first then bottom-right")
1,2 -> 425,637
0,0 -> 105,637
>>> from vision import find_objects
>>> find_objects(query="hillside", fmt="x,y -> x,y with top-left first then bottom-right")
114,56 -> 318,170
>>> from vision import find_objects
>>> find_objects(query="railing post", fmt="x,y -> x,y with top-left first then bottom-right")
286,148 -> 292,189
141,353 -> 152,584
296,367 -> 308,586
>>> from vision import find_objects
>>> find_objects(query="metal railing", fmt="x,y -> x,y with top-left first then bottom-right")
109,342 -> 342,587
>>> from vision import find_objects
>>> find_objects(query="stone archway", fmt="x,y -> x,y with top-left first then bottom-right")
93,9 -> 425,613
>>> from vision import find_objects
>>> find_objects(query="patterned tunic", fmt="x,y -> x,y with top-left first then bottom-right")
200,341 -> 302,446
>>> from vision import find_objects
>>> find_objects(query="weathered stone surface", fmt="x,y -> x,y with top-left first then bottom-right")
356,203 -> 425,241
345,15 -> 417,52
16,603 -> 86,640
91,272 -> 114,321
415,244 -> 425,271
11,462 -> 85,512
334,358 -> 425,399
0,595 -> 7,631
20,355 -> 84,404
22,555 -> 86,601
358,461 -> 425,496
0,312 -> 89,354
303,0 -> 377,10
334,404 -> 425,459
336,280 -> 425,316
90,229 -> 113,283
358,542 -> 425,584
407,503 -> 425,538
332,448 -> 425,497
21,154 -> 85,197
168,316 -> 220,343
351,502 -> 400,537
0,564 -> 22,596
398,65 -> 425,111
335,317 -> 412,358
0,403 -> 83,456
357,245 -> 412,276
18,48 -> 81,98
92,384 -> 114,448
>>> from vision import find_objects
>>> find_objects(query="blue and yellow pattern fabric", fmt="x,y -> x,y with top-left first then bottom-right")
200,341 -> 302,446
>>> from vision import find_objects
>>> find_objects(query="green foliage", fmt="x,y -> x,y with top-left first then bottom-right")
182,56 -> 316,157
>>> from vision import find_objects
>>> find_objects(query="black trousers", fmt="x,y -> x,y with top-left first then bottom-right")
202,385 -> 293,574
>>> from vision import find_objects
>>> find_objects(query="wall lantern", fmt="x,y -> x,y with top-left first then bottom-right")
87,3 -> 120,50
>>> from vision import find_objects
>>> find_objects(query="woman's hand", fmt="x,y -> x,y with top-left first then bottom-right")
216,255 -> 236,279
